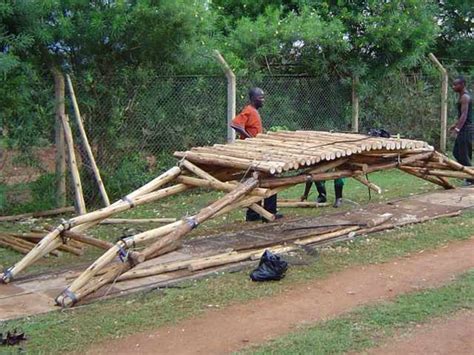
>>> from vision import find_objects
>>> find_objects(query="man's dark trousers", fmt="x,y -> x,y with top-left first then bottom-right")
245,194 -> 277,221
453,124 -> 473,184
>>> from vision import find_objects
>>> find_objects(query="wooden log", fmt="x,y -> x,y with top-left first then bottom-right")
1,226 -> 65,283
61,114 -> 87,214
174,151 -> 286,174
295,226 -> 360,245
57,176 -> 260,306
398,167 -> 454,189
140,176 -> 260,260
117,257 -> 193,281
176,175 -> 268,197
66,74 -> 110,207
407,168 -> 471,180
432,152 -> 474,177
357,211 -> 461,235
305,159 -> 349,174
55,240 -> 126,306
253,136 -> 346,159
0,239 -> 30,254
233,138 -> 324,162
100,218 -> 177,225
278,201 -> 329,208
180,159 -> 222,184
267,131 -> 361,155
352,175 -> 382,194
213,143 -> 313,165
260,169 -> 361,188
0,236 -> 60,257
249,203 -> 275,221
121,166 -> 182,202
0,206 -> 75,223
0,168 -> 185,282
366,213 -> 393,228
63,230 -> 113,250
192,146 -> 300,170
52,67 -> 67,208
69,183 -> 189,230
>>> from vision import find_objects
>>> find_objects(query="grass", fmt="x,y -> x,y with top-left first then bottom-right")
2,206 -> 473,353
0,169 -> 449,275
244,269 -> 474,355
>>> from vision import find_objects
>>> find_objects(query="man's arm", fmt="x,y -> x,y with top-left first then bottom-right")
230,123 -> 251,139
300,180 -> 313,201
451,94 -> 470,132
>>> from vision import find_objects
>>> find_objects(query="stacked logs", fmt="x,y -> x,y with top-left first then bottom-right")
1,131 -> 472,308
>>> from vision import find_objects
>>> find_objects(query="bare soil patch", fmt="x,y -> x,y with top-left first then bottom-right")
92,237 -> 474,355
367,310 -> 474,355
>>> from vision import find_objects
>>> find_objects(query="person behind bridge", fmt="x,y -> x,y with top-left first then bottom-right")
449,76 -> 473,185
300,178 -> 344,208
230,87 -> 283,222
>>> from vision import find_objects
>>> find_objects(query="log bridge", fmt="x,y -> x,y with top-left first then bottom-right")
1,130 -> 473,307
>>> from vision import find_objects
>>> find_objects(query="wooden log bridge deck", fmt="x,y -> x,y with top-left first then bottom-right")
1,130 -> 474,308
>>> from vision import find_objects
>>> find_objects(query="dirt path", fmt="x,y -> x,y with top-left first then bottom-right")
367,310 -> 474,355
91,237 -> 474,355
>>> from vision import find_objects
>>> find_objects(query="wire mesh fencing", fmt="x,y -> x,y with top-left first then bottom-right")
1,72 -> 472,215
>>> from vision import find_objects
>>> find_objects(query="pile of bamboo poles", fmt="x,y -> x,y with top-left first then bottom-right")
174,131 -> 431,174
1,130 -> 472,308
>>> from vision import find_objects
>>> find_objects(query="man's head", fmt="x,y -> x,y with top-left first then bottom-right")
249,87 -> 265,109
452,76 -> 466,93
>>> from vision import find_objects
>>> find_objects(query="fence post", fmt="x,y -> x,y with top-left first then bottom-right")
52,67 -> 66,207
214,50 -> 236,142
351,75 -> 359,132
66,74 -> 111,207
428,53 -> 448,153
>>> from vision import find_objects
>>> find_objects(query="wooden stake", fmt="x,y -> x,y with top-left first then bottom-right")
66,74 -> 110,206
61,114 -> 87,214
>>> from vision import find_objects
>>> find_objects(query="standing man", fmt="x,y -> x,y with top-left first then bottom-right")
300,178 -> 344,208
449,76 -> 473,185
231,87 -> 282,221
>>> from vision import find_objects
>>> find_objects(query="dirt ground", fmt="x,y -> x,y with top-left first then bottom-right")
91,237 -> 474,355
367,310 -> 474,355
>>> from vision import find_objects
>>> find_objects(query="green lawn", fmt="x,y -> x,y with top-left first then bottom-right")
245,269 -> 474,355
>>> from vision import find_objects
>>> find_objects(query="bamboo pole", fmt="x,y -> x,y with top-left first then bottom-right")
352,75 -> 359,132
180,159 -> 222,184
429,53 -> 448,153
0,169 -> 186,282
176,175 -> 268,197
100,218 -> 177,225
352,175 -> 382,194
52,67 -> 67,208
1,226 -> 65,283
433,152 -> 474,177
174,151 -> 286,174
214,50 -> 236,143
0,206 -> 75,223
56,176 -> 260,306
61,114 -> 87,214
66,74 -> 110,206
398,167 -> 454,189
278,201 -> 329,208
140,176 -> 260,260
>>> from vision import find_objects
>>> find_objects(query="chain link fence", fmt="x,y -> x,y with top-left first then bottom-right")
1,72 -> 472,215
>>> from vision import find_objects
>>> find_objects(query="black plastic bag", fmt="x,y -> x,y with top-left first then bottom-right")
368,128 -> 391,138
250,250 -> 288,281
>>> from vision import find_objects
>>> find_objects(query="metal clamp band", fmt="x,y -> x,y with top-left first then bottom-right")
185,217 -> 198,229
121,196 -> 135,208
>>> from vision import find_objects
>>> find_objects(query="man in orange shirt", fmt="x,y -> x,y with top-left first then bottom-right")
231,87 -> 282,222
